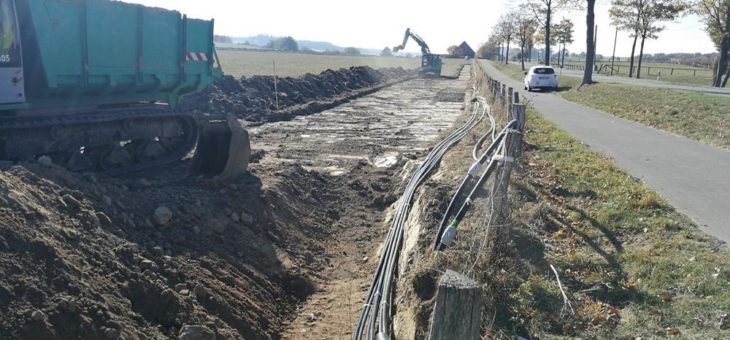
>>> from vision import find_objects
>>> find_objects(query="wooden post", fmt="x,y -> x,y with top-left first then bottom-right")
501,84 -> 506,102
513,91 -> 520,104
508,87 -> 514,104
428,270 -> 482,340
491,104 -> 526,233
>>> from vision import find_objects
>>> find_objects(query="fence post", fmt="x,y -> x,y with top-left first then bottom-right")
513,91 -> 520,104
501,84 -> 506,102
508,87 -> 514,104
428,270 -> 482,340
491,104 -> 526,234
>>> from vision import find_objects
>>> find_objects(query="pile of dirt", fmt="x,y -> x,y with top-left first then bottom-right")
181,66 -> 416,123
0,158 -> 400,339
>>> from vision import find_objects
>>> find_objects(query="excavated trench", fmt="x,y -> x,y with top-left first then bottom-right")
0,66 -> 470,340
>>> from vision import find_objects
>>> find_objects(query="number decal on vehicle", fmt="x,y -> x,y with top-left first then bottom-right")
0,54 -> 10,63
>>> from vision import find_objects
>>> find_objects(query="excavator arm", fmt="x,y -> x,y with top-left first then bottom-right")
392,28 -> 431,55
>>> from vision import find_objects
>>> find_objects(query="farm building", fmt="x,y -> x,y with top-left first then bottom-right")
459,41 -> 475,59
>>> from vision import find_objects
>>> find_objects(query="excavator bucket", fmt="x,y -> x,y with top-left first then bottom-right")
189,113 -> 250,179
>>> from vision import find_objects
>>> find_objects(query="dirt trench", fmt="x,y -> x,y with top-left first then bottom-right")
266,68 -> 471,339
0,67 -> 470,340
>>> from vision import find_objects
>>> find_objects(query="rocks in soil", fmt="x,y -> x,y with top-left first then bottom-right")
178,325 -> 215,340
153,206 -> 173,226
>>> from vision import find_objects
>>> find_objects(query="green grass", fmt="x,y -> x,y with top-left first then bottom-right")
559,83 -> 730,149
489,61 -> 730,149
565,61 -> 714,87
217,50 -> 468,78
507,108 -> 730,338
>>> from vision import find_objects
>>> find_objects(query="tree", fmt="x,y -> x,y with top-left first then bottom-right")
513,9 -> 538,70
214,35 -> 233,44
267,36 -> 299,52
527,0 -> 577,65
554,19 -> 574,67
610,0 -> 685,78
447,45 -> 465,58
381,47 -> 393,56
695,0 -> 730,87
478,35 -> 503,59
582,0 -> 597,85
610,0 -> 644,77
497,13 -> 517,64
635,1 -> 686,78
344,47 -> 361,56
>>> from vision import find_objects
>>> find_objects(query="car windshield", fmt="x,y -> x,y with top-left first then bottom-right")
533,68 -> 555,75
0,0 -> 20,66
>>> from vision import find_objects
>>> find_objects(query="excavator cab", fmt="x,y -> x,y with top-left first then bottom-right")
421,54 -> 443,77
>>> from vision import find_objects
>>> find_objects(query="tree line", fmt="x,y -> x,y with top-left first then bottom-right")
478,0 -> 730,87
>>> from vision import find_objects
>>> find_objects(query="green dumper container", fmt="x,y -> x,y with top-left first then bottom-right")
12,0 -> 220,111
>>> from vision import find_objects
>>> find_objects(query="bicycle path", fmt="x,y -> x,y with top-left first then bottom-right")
479,60 -> 730,243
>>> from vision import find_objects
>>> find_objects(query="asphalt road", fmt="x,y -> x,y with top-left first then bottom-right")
479,60 -> 730,243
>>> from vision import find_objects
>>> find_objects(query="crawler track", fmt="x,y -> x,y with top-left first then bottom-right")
0,107 -> 197,176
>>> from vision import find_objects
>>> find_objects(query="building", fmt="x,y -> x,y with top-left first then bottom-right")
459,41 -> 475,59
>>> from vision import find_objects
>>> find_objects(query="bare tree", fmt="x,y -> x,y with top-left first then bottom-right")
554,18 -> 575,67
695,0 -> 730,87
513,9 -> 538,70
497,13 -> 518,64
527,0 -> 577,65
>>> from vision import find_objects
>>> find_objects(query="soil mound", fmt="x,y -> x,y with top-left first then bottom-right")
0,160 -> 397,339
181,66 -> 416,123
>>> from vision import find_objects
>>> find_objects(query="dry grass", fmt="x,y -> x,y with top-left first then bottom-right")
431,64 -> 730,338
217,50 -> 467,78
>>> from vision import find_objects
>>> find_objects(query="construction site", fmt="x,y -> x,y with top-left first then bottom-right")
3,0 -> 730,339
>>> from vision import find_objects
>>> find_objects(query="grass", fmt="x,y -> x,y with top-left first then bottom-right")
217,50 -> 469,78
489,61 -> 730,149
430,66 -> 730,337
558,83 -> 730,149
565,61 -> 715,87
506,108 -> 730,338
559,60 -> 714,87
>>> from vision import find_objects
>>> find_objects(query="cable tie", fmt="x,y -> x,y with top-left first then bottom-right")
506,128 -> 522,134
468,161 -> 482,177
493,155 -> 515,163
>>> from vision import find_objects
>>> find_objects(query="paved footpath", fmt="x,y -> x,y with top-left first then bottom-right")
479,60 -> 730,243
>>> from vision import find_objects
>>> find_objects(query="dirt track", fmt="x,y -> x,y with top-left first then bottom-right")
0,67 -> 469,340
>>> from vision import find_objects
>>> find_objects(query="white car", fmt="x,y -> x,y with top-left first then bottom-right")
524,66 -> 558,92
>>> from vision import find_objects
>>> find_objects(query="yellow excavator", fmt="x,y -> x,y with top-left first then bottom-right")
393,28 -> 443,76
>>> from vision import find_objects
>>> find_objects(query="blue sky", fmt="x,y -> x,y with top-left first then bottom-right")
125,0 -> 715,56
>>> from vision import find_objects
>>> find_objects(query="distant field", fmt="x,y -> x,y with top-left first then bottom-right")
215,43 -> 268,51
217,50 -> 468,78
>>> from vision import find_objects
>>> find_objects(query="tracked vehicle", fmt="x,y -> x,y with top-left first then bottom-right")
0,0 -> 249,177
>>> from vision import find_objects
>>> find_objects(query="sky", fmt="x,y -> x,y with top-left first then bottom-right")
124,0 -> 715,57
